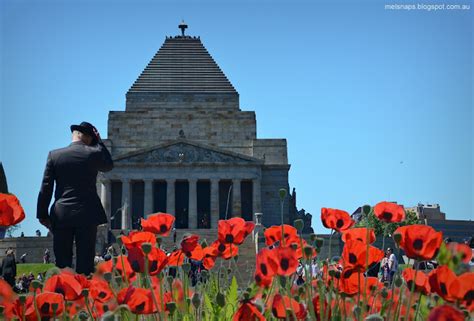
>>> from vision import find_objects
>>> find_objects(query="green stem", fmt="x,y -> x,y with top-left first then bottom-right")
414,293 -> 423,321
33,291 -> 41,321
405,261 -> 419,321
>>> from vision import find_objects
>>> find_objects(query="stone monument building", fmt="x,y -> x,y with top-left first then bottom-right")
99,24 -> 297,232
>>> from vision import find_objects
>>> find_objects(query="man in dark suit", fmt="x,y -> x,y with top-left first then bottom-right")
37,122 -> 113,275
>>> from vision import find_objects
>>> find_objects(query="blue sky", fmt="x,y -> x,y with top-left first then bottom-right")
1,0 -> 472,236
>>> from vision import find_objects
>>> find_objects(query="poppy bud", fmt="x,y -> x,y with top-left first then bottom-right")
182,263 -> 191,273
290,243 -> 298,250
166,302 -> 177,314
101,311 -> 115,321
298,287 -> 305,296
243,292 -> 250,300
116,236 -> 123,246
279,188 -> 287,200
381,288 -> 388,298
279,275 -> 287,288
31,280 -> 41,289
394,275 -> 403,288
303,245 -> 313,258
156,236 -> 162,246
352,305 -> 361,319
216,292 -> 226,307
102,304 -> 109,313
78,311 -> 89,320
294,219 -> 304,231
81,289 -> 89,297
103,272 -> 112,282
185,298 -> 191,307
121,247 -> 127,255
362,205 -> 371,216
227,268 -> 232,274
393,233 -> 402,245
286,308 -> 292,316
328,269 -> 336,277
310,233 -> 317,241
0,307 -> 4,315
201,239 -> 208,248
191,293 -> 201,309
141,242 -> 152,254
315,238 -> 324,248
114,276 -> 123,286
234,255 -> 239,262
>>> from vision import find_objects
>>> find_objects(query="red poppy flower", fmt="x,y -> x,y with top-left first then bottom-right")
218,217 -> 255,245
44,271 -> 83,301
312,294 -> 331,321
268,246 -> 299,276
254,248 -> 278,287
183,243 -> 204,261
0,278 -> 15,302
341,228 -> 376,244
341,239 -> 384,272
212,240 -> 239,260
447,242 -> 473,264
233,300 -> 265,321
264,224 -> 300,247
36,292 -> 65,318
167,249 -> 185,266
321,208 -> 354,232
140,213 -> 175,236
127,246 -> 168,276
97,255 -> 135,280
402,267 -> 431,295
89,277 -> 114,303
394,225 -> 443,260
458,272 -> 474,312
121,231 -> 157,250
0,193 -> 25,227
373,201 -> 405,223
12,295 -> 35,321
271,294 -> 307,320
337,269 -> 363,296
117,286 -> 157,314
180,234 -> 200,253
202,244 -> 219,269
428,265 -> 461,302
427,304 -> 465,321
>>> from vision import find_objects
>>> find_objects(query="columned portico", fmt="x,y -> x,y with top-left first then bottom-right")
143,179 -> 154,216
252,178 -> 262,214
232,179 -> 241,217
166,179 -> 176,215
210,179 -> 219,228
121,179 -> 131,230
100,179 -> 111,229
188,179 -> 198,229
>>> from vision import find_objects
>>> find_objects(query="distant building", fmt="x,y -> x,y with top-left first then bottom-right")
407,203 -> 472,243
406,203 -> 446,220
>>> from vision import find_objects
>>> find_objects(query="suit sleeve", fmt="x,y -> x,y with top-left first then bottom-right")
93,142 -> 114,172
37,152 -> 55,219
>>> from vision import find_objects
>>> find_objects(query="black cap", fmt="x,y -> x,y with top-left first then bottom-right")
70,121 -> 95,137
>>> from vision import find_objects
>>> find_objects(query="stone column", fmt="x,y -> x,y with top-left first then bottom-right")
121,179 -> 131,230
188,179 -> 198,229
144,179 -> 154,217
232,179 -> 241,217
252,178 -> 262,215
166,179 -> 175,216
100,179 -> 111,228
210,179 -> 219,228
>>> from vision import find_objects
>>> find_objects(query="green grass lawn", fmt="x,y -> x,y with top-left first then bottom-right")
16,263 -> 55,277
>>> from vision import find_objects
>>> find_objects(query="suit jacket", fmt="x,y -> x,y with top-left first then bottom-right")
1,254 -> 16,277
37,141 -> 114,228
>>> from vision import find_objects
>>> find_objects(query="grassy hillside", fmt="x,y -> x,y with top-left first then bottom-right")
16,263 -> 55,277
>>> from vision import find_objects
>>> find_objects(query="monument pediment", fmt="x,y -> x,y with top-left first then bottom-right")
114,140 -> 262,165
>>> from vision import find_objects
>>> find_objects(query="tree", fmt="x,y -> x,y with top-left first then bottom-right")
356,208 -> 420,236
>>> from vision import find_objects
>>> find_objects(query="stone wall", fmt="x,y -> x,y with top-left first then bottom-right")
126,93 -> 240,110
260,166 -> 291,227
108,109 -> 257,157
0,237 -> 54,264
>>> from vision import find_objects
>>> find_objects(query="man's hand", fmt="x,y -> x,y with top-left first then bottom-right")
92,126 -> 101,142
39,218 -> 52,230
